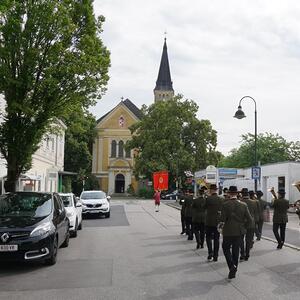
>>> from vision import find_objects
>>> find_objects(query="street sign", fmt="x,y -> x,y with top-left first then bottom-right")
251,167 -> 261,180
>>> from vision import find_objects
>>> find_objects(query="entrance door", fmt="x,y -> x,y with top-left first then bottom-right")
115,174 -> 125,193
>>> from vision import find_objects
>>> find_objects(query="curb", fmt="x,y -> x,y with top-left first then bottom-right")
166,203 -> 300,251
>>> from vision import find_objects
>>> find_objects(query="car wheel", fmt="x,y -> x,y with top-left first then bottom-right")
45,236 -> 58,266
61,231 -> 70,248
71,220 -> 78,238
105,212 -> 110,218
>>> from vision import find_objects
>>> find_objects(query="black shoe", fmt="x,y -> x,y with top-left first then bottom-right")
256,237 -> 261,241
187,237 -> 193,241
180,231 -> 185,235
240,256 -> 245,261
196,243 -> 200,249
201,244 -> 204,249
278,242 -> 284,249
213,257 -> 218,262
207,254 -> 213,261
244,256 -> 249,261
228,265 -> 237,279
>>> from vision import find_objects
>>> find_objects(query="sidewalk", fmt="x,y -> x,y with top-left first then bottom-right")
165,201 -> 300,250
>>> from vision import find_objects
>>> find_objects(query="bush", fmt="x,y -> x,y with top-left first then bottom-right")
127,184 -> 135,195
138,187 -> 154,199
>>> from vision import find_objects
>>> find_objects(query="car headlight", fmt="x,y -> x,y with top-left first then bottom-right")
67,211 -> 75,218
30,222 -> 55,237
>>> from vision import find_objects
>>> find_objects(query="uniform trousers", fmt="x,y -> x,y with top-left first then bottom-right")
205,226 -> 220,258
255,220 -> 264,239
193,222 -> 205,247
185,217 -> 193,239
240,228 -> 254,258
181,211 -> 186,233
222,236 -> 242,270
273,223 -> 286,244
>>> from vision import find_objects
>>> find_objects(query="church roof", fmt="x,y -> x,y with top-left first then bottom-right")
154,38 -> 174,92
97,98 -> 142,123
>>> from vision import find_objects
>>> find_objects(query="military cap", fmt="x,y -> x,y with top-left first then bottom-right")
256,190 -> 263,197
249,190 -> 255,197
228,186 -> 238,193
241,188 -> 249,195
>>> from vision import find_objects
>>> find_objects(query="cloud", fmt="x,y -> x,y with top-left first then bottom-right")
92,0 -> 300,155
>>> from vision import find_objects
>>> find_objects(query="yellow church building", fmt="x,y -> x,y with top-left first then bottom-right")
92,38 -> 174,194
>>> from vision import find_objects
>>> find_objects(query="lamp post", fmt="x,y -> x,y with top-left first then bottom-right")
234,96 -> 258,192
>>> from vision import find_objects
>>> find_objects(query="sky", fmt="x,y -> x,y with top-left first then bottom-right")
92,0 -> 300,155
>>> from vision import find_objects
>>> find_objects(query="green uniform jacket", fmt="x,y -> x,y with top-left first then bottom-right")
257,198 -> 268,221
205,194 -> 223,227
220,199 -> 253,236
184,195 -> 193,218
242,198 -> 259,229
192,196 -> 206,223
272,197 -> 289,223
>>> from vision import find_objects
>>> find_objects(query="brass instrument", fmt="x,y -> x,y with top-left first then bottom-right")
268,187 -> 277,200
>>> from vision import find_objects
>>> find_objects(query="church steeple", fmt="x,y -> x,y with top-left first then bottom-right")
154,38 -> 174,102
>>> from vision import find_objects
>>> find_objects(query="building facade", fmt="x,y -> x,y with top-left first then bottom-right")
92,99 -> 142,195
92,38 -> 174,194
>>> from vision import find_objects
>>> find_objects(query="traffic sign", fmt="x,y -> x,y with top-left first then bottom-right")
251,167 -> 261,180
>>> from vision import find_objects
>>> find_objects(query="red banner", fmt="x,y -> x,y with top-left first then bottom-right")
153,171 -> 169,191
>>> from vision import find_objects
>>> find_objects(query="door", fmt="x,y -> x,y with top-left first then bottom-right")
115,174 -> 125,193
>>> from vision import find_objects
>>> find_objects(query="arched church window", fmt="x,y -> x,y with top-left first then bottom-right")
118,140 -> 124,158
111,140 -> 117,158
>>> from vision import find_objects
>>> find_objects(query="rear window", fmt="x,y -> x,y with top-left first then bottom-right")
60,195 -> 73,207
81,192 -> 106,200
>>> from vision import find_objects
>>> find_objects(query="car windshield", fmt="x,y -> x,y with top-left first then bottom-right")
60,195 -> 73,207
0,193 -> 52,218
81,192 -> 106,200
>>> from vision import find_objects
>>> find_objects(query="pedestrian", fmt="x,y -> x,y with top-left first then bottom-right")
184,190 -> 194,240
179,190 -> 186,235
255,190 -> 268,240
240,188 -> 258,261
220,185 -> 253,279
192,186 -> 207,249
153,189 -> 161,212
222,187 -> 230,202
270,187 -> 289,249
204,184 -> 223,262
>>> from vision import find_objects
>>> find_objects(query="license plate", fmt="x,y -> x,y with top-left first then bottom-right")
0,245 -> 18,252
90,210 -> 100,213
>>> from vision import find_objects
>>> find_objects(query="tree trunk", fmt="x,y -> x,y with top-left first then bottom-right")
4,155 -> 19,192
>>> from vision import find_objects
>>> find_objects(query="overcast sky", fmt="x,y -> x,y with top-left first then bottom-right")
92,0 -> 300,155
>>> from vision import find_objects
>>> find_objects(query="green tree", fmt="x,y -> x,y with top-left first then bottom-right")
219,133 -> 300,168
126,95 -> 220,186
0,0 -> 110,191
64,108 -> 96,174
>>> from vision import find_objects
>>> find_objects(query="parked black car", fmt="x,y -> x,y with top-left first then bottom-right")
161,190 -> 180,200
0,192 -> 70,265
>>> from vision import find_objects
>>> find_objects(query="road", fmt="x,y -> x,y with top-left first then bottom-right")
1,199 -> 300,300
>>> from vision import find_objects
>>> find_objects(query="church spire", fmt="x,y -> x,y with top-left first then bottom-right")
154,37 -> 174,102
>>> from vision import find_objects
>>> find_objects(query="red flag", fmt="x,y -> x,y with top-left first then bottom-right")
153,171 -> 168,191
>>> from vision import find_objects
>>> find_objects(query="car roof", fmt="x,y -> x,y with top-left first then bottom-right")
81,190 -> 105,193
59,193 -> 73,196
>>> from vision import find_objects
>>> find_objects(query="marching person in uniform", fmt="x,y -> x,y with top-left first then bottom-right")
240,188 -> 259,261
220,186 -> 253,279
192,186 -> 207,249
205,184 -> 223,262
255,190 -> 268,240
270,187 -> 289,249
184,190 -> 194,240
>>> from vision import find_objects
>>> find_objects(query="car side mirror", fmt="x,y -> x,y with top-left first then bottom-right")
107,195 -> 111,202
76,202 -> 82,208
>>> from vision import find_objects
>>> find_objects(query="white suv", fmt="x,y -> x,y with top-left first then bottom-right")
80,190 -> 110,218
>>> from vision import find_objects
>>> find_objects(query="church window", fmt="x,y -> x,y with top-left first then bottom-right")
118,140 -> 124,158
111,140 -> 117,157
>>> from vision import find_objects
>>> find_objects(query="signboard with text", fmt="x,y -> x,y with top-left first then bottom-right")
251,167 -> 261,180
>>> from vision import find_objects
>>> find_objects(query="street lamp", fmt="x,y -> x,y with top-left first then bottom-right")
234,96 -> 258,192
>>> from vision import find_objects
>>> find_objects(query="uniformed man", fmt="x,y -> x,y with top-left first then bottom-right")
205,184 -> 223,261
179,190 -> 186,235
271,187 -> 289,249
240,188 -> 259,261
255,190 -> 268,240
192,186 -> 207,249
184,190 -> 194,240
220,185 -> 253,279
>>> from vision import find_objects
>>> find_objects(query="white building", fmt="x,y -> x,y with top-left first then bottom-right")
196,162 -> 300,203
0,96 -> 67,193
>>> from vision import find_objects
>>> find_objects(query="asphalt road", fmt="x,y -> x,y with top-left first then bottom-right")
1,199 -> 300,300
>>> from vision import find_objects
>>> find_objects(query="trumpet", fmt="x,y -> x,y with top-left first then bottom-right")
268,187 -> 277,200
292,181 -> 300,193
